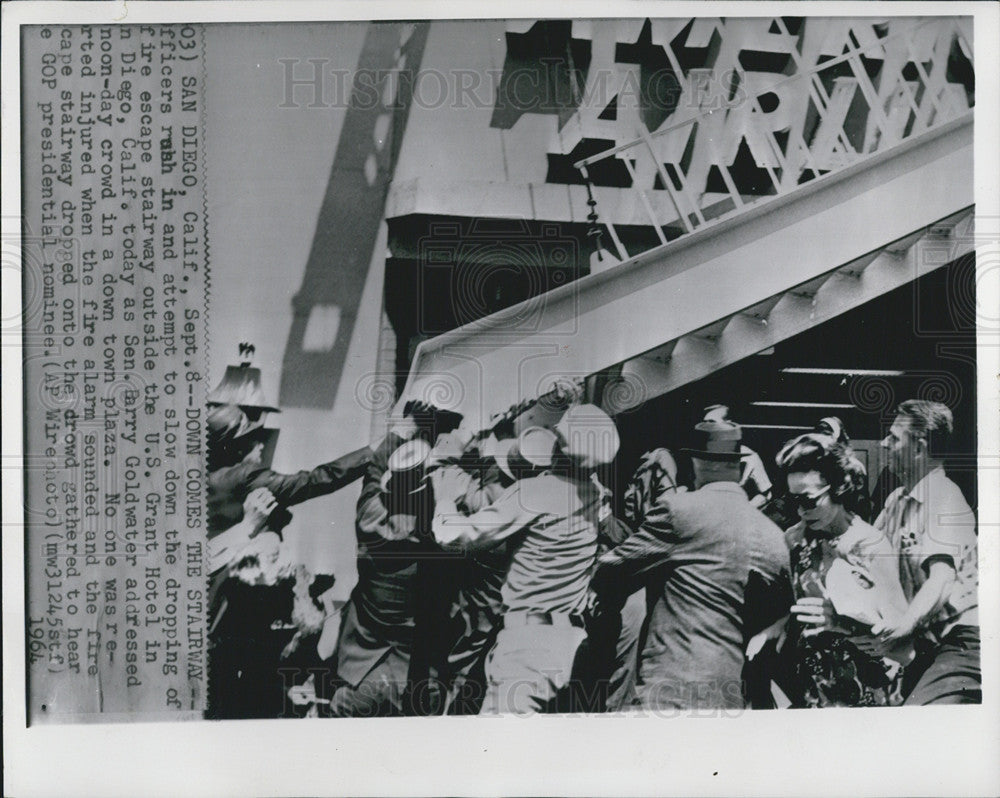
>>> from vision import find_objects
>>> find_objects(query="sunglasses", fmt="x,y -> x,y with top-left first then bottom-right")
786,485 -> 831,510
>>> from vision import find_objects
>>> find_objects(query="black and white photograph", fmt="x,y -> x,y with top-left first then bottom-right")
3,2 -> 998,795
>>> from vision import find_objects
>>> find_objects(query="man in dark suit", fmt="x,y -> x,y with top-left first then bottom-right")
327,426 -> 428,717
592,418 -> 792,711
328,402 -> 468,717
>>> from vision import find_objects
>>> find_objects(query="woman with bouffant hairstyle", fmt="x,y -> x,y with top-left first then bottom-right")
777,433 -> 868,515
772,433 -> 911,707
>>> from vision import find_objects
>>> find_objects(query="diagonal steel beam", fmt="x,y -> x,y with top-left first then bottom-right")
616,208 -> 974,412
401,113 -> 972,431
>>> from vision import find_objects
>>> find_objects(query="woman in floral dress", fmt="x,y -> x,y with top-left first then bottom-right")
775,433 -> 910,707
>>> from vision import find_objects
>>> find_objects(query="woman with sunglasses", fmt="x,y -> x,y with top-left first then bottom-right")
774,433 -> 910,707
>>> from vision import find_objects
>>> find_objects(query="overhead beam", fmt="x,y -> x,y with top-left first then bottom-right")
400,114 -> 972,431
615,209 -> 974,413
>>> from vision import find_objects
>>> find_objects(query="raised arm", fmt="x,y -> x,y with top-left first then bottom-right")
246,446 -> 373,508
430,469 -> 539,551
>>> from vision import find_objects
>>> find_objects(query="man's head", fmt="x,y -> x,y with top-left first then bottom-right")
691,456 -> 742,488
881,400 -> 953,480
683,418 -> 745,488
703,404 -> 731,423
207,404 -> 265,470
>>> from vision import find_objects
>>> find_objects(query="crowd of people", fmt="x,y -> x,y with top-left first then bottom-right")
203,381 -> 981,717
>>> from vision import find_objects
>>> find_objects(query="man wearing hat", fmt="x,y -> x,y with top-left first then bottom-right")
325,429 -> 428,717
207,403 -> 373,538
320,400 -> 464,717
429,404 -> 620,714
592,417 -> 791,710
704,404 -> 772,509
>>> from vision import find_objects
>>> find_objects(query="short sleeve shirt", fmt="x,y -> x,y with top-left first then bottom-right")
875,467 -> 978,635
740,446 -> 773,501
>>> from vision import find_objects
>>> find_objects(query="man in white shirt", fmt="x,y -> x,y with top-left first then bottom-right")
430,405 -> 620,714
873,400 -> 979,704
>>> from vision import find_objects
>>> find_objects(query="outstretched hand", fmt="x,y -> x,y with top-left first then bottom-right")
243,488 -> 277,536
790,597 -> 847,637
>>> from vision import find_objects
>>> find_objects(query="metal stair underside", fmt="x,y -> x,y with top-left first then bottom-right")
400,113 -> 974,430
615,206 -> 974,414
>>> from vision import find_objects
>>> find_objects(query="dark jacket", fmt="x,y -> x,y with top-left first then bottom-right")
335,434 -> 435,688
594,481 -> 792,709
336,451 -> 510,693
207,447 -> 372,537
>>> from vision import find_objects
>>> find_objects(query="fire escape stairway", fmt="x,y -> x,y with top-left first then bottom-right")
399,109 -> 973,430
